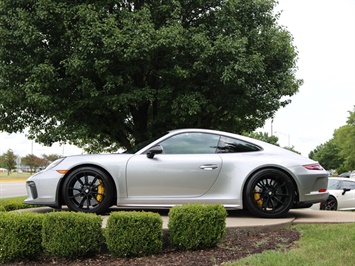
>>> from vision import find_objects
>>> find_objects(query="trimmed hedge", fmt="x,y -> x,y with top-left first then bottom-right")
105,211 -> 163,257
0,203 -> 228,262
0,212 -> 43,263
0,201 -> 34,212
168,203 -> 227,250
42,212 -> 104,259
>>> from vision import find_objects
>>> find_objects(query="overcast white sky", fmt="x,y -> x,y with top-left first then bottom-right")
1,0 -> 354,158
258,0 -> 355,156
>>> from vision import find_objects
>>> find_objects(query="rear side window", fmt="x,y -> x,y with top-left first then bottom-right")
217,136 -> 261,153
341,181 -> 355,190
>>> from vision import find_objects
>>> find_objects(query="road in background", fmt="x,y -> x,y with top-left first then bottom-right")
0,182 -> 27,198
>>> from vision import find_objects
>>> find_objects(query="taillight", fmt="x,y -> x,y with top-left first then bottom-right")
303,163 -> 324,170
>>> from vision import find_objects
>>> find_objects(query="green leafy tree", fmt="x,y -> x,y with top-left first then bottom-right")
309,106 -> 355,172
333,107 -> 355,172
283,146 -> 300,155
42,154 -> 62,163
0,0 -> 301,152
244,132 -> 279,146
1,149 -> 17,175
22,154 -> 49,172
309,139 -> 343,170
246,132 -> 300,154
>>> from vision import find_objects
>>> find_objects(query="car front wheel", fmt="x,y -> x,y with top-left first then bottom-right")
62,167 -> 114,214
244,169 -> 295,218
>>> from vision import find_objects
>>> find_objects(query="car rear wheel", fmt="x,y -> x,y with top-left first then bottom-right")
320,195 -> 337,211
244,169 -> 295,218
62,167 -> 114,214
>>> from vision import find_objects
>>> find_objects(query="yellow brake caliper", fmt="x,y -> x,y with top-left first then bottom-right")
254,190 -> 263,207
96,179 -> 104,202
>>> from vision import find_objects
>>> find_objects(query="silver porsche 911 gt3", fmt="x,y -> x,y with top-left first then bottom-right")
24,128 -> 329,218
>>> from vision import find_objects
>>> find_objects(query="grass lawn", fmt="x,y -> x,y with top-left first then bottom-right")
0,172 -> 31,182
224,222 -> 355,265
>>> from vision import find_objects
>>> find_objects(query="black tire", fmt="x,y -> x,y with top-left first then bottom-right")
244,169 -> 295,218
62,167 -> 115,214
320,195 -> 337,211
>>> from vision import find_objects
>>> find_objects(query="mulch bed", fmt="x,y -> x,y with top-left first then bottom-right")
7,227 -> 300,266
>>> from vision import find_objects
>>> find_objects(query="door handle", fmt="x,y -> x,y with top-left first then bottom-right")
200,164 -> 218,170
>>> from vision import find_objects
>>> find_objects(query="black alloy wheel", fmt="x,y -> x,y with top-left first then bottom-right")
244,169 -> 295,218
320,195 -> 337,211
62,167 -> 114,214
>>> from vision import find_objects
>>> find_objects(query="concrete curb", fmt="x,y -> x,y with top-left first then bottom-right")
16,207 -> 355,231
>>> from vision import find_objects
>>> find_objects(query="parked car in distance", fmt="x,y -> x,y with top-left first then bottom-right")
24,128 -> 329,218
315,177 -> 355,211
350,170 -> 355,179
338,172 -> 351,178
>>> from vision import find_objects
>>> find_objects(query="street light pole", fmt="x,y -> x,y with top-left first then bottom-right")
271,119 -> 274,136
275,131 -> 290,147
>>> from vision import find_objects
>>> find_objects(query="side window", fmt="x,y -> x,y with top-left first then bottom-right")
327,180 -> 340,190
341,181 -> 355,190
159,133 -> 220,154
217,136 -> 261,153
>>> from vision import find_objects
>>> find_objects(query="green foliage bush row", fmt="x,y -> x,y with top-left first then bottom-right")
105,211 -> 163,257
0,201 -> 36,212
0,203 -> 227,263
42,212 -> 104,259
0,212 -> 103,263
0,212 -> 43,263
168,203 -> 227,250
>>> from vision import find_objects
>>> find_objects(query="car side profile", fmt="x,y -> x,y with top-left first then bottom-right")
24,128 -> 329,218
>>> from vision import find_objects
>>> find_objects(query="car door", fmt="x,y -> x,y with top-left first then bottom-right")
337,180 -> 355,210
126,132 -> 222,197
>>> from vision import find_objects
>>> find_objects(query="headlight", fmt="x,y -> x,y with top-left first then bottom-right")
45,158 -> 65,171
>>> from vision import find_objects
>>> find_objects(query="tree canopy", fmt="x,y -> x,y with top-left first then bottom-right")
244,132 -> 279,146
0,151 -> 60,173
21,154 -> 48,172
0,0 -> 301,152
310,106 -> 355,173
0,149 -> 16,174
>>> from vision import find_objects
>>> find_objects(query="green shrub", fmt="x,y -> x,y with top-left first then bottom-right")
0,212 -> 43,263
0,197 -> 41,212
168,203 -> 227,250
42,212 -> 104,259
2,201 -> 30,211
105,211 -> 163,257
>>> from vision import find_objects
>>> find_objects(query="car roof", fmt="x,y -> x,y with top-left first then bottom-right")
329,177 -> 355,182
168,128 -> 269,147
167,128 -> 303,155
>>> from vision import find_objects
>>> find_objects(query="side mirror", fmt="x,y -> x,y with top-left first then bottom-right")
146,145 -> 163,159
342,188 -> 351,195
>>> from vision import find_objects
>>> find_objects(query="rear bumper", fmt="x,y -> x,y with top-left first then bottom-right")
298,191 -> 329,205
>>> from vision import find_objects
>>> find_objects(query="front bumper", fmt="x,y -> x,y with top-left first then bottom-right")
23,170 -> 64,208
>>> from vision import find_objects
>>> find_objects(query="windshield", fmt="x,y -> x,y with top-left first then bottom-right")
123,132 -> 168,154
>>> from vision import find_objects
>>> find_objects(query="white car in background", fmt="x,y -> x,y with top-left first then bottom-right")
316,177 -> 355,211
350,170 -> 355,179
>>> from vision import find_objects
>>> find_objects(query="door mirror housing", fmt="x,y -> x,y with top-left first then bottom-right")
146,145 -> 163,159
342,188 -> 351,195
